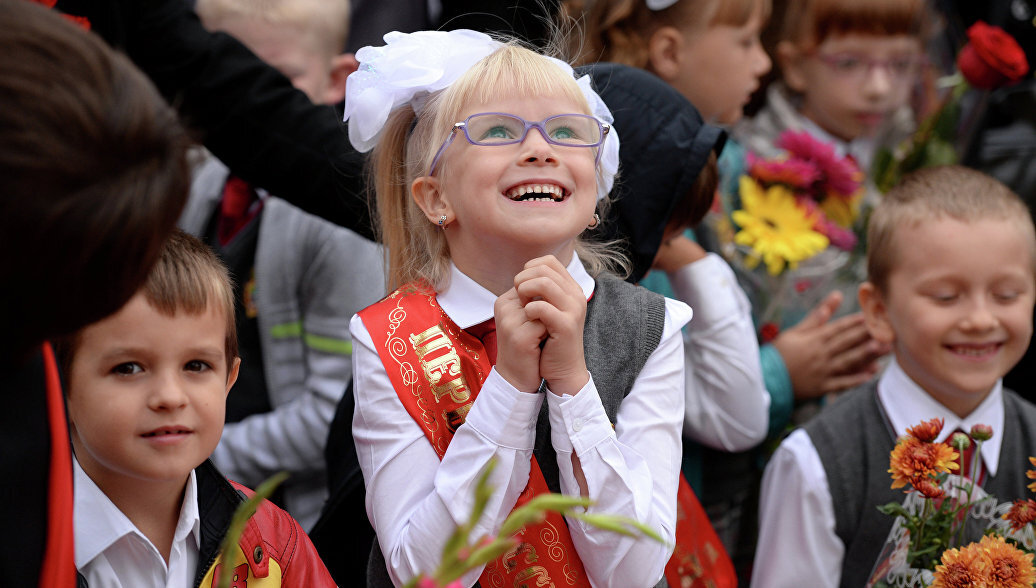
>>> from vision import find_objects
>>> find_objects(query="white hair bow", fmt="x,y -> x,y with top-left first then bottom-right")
342,29 -> 620,200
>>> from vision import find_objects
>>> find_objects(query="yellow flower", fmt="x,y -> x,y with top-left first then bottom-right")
819,189 -> 862,228
978,534 -> 1036,588
731,176 -> 829,275
888,436 -> 959,491
933,544 -> 985,588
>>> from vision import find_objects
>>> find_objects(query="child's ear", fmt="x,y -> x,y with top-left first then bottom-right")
858,282 -> 895,344
323,52 -> 358,105
411,175 -> 453,227
646,26 -> 684,82
225,357 -> 241,397
776,40 -> 808,94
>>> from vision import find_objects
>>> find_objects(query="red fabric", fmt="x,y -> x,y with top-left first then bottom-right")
39,342 -> 75,588
219,176 -> 261,245
467,318 -> 497,365
207,481 -> 337,587
664,475 -> 738,588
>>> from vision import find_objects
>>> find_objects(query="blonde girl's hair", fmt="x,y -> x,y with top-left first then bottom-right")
867,166 -> 1036,293
561,0 -> 772,68
371,42 -> 626,291
775,0 -> 924,51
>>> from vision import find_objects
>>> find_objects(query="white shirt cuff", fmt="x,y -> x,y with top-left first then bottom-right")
545,373 -> 612,455
462,368 -> 543,450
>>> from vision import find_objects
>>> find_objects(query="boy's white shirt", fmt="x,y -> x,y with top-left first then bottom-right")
751,358 -> 1005,588
350,255 -> 691,588
74,458 -> 201,588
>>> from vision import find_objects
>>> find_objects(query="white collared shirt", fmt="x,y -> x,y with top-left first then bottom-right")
751,359 -> 1006,588
350,256 -> 691,588
74,459 -> 201,588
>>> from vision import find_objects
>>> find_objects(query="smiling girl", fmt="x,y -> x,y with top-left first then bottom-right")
344,30 -> 689,588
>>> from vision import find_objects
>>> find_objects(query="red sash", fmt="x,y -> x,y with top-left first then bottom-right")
359,282 -> 591,586
39,342 -> 75,588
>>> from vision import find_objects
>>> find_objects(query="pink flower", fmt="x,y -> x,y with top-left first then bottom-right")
816,218 -> 858,251
417,578 -> 438,588
776,131 -> 862,198
748,153 -> 819,191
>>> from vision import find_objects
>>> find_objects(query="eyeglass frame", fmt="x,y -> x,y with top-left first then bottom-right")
811,52 -> 927,81
427,112 -> 611,176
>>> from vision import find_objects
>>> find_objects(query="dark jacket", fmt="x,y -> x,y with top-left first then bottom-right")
76,460 -> 336,588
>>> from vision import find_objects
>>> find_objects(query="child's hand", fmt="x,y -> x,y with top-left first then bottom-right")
515,256 -> 589,396
494,288 -> 548,393
773,291 -> 890,399
651,234 -> 707,273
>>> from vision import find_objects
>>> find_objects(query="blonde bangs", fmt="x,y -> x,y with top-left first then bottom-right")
709,0 -> 771,27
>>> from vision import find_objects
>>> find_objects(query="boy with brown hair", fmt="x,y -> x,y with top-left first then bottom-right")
753,166 -> 1036,587
188,0 -> 384,530
59,230 -> 335,587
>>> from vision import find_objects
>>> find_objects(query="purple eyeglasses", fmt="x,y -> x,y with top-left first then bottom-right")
428,112 -> 610,175
814,52 -> 926,82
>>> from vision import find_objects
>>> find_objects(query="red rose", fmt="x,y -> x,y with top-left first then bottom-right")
956,21 -> 1029,90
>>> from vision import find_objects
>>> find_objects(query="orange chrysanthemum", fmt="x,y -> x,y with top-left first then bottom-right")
908,418 -> 945,443
979,534 -> 1036,588
1003,498 -> 1036,531
889,436 -> 959,491
1027,457 -> 1036,493
933,544 -> 985,588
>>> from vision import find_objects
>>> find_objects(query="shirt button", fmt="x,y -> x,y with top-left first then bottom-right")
253,546 -> 263,563
573,418 -> 584,432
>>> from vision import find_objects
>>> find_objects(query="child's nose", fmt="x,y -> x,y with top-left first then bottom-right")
961,300 -> 998,332
861,64 -> 894,97
753,44 -> 772,76
518,127 -> 558,165
148,373 -> 189,410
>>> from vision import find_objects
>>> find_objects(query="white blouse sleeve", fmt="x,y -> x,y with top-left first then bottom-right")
350,314 -> 544,587
543,298 -> 688,588
668,253 -> 769,451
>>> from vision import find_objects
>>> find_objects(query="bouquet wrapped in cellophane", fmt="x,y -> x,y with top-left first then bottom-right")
867,419 -> 1036,588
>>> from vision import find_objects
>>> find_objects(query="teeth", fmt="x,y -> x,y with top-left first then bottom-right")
505,184 -> 565,201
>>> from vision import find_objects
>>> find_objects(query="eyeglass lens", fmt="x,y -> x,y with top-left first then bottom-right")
463,114 -> 603,146
819,54 -> 922,79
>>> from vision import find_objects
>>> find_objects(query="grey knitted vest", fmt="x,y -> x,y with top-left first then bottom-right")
805,381 -> 1036,587
367,273 -> 667,587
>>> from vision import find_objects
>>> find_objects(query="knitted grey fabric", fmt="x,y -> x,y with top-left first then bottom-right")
368,273 -> 667,587
806,382 -> 1036,587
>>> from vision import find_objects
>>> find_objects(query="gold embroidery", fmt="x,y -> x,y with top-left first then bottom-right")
410,324 -> 472,403
513,566 -> 555,588
539,520 -> 565,563
383,296 -> 437,432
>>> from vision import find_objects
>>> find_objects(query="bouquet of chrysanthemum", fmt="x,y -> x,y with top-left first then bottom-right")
873,21 -> 1030,193
707,130 -> 866,339
867,418 -> 1036,588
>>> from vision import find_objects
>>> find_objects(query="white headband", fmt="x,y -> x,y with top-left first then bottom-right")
342,29 -> 620,200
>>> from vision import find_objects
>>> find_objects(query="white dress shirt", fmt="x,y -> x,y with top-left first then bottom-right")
351,256 -> 691,588
74,459 -> 201,588
669,253 -> 769,451
751,359 -> 1005,588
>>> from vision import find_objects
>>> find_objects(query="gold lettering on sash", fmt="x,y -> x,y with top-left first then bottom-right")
409,325 -> 471,403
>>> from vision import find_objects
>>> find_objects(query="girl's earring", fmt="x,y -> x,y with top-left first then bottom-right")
438,215 -> 448,228
587,213 -> 600,230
